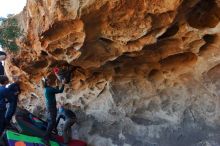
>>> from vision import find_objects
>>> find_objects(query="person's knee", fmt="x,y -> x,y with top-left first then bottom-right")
7,108 -> 14,115
5,116 -> 10,122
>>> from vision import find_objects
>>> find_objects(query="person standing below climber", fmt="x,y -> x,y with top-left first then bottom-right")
0,51 -> 7,75
0,75 -> 12,136
56,105 -> 77,144
5,76 -> 21,127
42,77 -> 65,145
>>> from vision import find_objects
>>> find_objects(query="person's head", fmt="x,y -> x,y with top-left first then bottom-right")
0,75 -> 9,85
42,77 -> 48,88
42,76 -> 52,88
0,51 -> 7,61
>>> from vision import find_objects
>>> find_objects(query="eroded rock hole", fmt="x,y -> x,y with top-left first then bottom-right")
32,60 -> 48,69
187,0 -> 220,28
41,50 -> 48,56
158,24 -> 179,40
41,20 -> 75,38
99,37 -> 113,43
52,48 -> 64,55
49,60 -> 68,68
203,34 -> 216,43
114,66 -> 121,73
148,69 -> 160,78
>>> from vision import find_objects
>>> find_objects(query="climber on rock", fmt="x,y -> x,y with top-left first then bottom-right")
53,64 -> 74,84
0,75 -> 12,136
42,77 -> 65,145
56,105 -> 77,144
0,51 -> 7,75
5,75 -> 21,127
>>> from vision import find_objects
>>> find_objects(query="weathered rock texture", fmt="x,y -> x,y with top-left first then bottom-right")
5,0 -> 220,146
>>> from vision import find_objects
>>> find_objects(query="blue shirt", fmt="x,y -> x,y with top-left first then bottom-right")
7,83 -> 21,103
43,85 -> 64,109
0,86 -> 12,109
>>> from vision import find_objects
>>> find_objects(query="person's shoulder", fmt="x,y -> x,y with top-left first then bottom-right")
45,86 -> 56,91
44,86 -> 50,90
43,86 -> 49,92
0,86 -> 5,94
44,85 -> 52,89
1,86 -> 10,92
5,87 -> 11,92
8,82 -> 16,87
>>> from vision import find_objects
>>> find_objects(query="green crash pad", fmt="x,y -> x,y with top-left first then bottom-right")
6,130 -> 61,146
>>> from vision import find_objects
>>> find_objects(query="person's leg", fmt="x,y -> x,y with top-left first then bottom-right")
67,126 -> 72,142
0,108 -> 6,136
4,104 -> 11,126
42,118 -> 52,146
63,119 -> 75,143
5,101 -> 17,127
45,117 -> 52,139
46,110 -> 57,138
44,110 -> 57,146
46,117 -> 56,135
10,101 -> 17,117
63,121 -> 68,143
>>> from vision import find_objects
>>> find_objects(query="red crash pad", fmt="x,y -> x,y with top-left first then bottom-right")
54,135 -> 87,146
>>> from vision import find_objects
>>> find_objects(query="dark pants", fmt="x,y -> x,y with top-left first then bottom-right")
0,108 -> 6,134
45,108 -> 57,140
63,119 -> 75,143
5,100 -> 17,126
0,64 -> 4,75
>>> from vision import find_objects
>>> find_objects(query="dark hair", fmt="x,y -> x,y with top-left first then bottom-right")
0,51 -> 6,56
0,75 -> 8,84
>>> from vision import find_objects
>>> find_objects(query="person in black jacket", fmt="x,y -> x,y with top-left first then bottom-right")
5,76 -> 21,127
56,106 -> 77,144
0,75 -> 11,136
0,51 -> 7,75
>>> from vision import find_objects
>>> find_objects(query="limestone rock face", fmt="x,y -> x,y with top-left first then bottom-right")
5,0 -> 220,145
